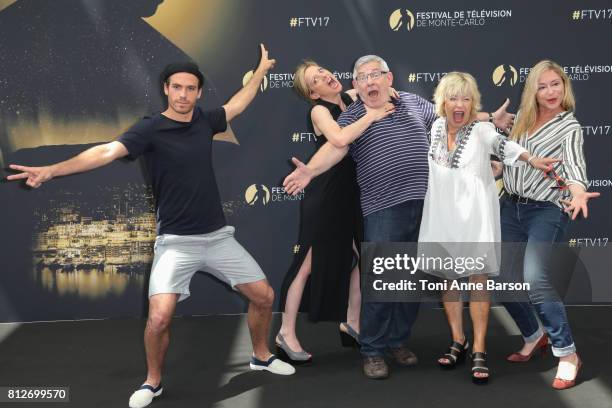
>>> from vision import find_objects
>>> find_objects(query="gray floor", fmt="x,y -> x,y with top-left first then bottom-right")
0,305 -> 610,408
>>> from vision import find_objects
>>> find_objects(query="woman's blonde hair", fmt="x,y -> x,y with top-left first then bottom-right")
433,72 -> 481,119
293,60 -> 319,104
511,60 -> 575,140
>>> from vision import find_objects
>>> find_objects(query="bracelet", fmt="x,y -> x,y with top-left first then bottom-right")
488,112 -> 494,123
527,156 -> 537,166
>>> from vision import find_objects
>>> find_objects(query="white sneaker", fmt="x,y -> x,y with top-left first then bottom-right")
249,354 -> 295,375
128,383 -> 162,408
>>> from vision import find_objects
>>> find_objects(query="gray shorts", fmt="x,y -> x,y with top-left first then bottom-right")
148,225 -> 266,302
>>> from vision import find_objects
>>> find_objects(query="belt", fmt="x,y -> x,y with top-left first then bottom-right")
506,193 -> 546,205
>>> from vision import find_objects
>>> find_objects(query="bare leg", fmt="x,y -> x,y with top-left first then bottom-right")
438,286 -> 466,364
345,240 -> 361,332
469,274 -> 490,353
143,293 -> 180,387
278,248 -> 312,353
469,274 -> 490,380
443,287 -> 465,343
236,279 -> 275,361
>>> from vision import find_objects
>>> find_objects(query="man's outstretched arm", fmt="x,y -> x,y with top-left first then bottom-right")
223,44 -> 276,122
6,141 -> 129,188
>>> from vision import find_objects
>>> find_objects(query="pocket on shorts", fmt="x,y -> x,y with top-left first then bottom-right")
153,235 -> 166,252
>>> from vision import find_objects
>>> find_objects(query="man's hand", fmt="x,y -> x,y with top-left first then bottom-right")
256,44 -> 276,74
283,157 -> 313,196
224,44 -> 276,122
492,98 -> 515,134
6,164 -> 53,188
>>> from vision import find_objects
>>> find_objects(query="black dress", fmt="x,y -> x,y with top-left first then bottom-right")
280,93 -> 363,322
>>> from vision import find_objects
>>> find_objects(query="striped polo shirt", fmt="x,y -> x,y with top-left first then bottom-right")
503,110 -> 588,207
337,91 -> 436,217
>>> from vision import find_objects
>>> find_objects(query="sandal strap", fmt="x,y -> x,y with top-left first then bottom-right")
471,352 -> 489,372
444,353 -> 457,362
440,340 -> 469,365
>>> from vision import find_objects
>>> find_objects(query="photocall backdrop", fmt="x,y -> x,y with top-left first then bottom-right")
0,0 -> 610,322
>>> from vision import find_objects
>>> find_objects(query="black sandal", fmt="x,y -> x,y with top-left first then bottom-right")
471,352 -> 490,384
438,340 -> 469,369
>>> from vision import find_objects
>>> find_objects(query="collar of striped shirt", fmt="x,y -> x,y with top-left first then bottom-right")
502,110 -> 588,207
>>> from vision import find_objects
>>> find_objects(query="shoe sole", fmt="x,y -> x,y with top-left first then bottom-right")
128,389 -> 162,408
364,373 -> 389,380
275,345 -> 313,365
249,363 -> 295,375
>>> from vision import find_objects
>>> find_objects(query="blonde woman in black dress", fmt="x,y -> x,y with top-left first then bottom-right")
277,60 -> 394,363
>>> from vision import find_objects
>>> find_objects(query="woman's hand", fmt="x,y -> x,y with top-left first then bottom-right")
491,98 -> 515,134
388,87 -> 400,100
365,103 -> 395,122
528,157 -> 561,171
283,157 -> 312,195
560,189 -> 601,220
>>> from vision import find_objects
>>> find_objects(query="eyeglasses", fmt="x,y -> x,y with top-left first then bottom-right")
543,167 -> 568,190
355,70 -> 388,83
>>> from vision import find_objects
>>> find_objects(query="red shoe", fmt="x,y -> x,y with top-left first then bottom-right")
506,334 -> 548,362
552,357 -> 582,390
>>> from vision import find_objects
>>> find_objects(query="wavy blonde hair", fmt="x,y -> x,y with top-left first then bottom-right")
511,60 -> 576,140
293,60 -> 319,104
433,72 -> 481,119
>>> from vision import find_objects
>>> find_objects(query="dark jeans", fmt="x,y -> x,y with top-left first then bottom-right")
500,197 -> 576,357
360,200 -> 423,357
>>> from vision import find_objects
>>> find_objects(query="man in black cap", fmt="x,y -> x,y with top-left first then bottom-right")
7,44 -> 295,408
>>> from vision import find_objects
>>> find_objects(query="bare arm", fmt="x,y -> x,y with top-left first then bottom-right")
6,141 -> 128,188
283,142 -> 349,195
346,87 -> 400,102
306,142 -> 348,177
311,103 -> 394,148
346,89 -> 357,100
516,151 -> 560,170
223,44 -> 276,122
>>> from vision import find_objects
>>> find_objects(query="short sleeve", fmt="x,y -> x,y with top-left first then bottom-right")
337,110 -> 357,128
117,117 -> 155,159
204,107 -> 228,134
413,94 -> 437,130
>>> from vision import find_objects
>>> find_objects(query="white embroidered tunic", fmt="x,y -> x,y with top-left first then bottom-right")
418,119 -> 527,278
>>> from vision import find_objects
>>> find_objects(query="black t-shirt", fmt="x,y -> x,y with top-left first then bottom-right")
118,106 -> 227,235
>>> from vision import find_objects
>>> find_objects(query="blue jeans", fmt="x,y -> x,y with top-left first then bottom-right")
360,200 -> 423,357
500,197 -> 576,357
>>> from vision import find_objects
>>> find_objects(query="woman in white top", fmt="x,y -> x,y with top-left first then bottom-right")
418,72 -> 556,383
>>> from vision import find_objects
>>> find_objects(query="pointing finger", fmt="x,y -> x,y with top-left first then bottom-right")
9,164 -> 30,172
